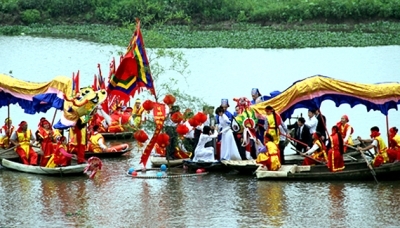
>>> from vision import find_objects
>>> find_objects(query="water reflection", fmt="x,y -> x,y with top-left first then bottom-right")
256,181 -> 286,226
328,183 -> 347,225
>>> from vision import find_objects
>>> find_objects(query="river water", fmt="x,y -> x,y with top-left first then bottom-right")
1,36 -> 400,227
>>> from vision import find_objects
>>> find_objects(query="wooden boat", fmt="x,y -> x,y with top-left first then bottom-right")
183,160 -> 231,172
255,161 -> 400,181
84,147 -> 132,158
0,148 -> 19,160
1,158 -> 86,176
222,153 -> 359,175
101,132 -> 133,140
150,156 -> 186,167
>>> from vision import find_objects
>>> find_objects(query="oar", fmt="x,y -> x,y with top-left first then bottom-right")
359,149 -> 379,184
291,147 -> 326,165
346,144 -> 374,158
0,146 -> 16,154
282,133 -> 309,147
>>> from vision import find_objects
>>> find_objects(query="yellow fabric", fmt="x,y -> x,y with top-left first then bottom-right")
17,130 -> 32,158
90,133 -> 104,153
252,75 -> 400,116
45,155 -> 56,168
256,141 -> 281,171
314,140 -> 328,161
0,74 -> 72,95
265,114 -> 280,145
375,135 -> 389,163
393,135 -> 400,148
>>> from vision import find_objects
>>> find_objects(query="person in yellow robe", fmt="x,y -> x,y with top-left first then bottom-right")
256,133 -> 281,171
0,118 -> 14,149
132,98 -> 145,128
357,126 -> 389,167
88,125 -> 107,153
263,105 -> 285,146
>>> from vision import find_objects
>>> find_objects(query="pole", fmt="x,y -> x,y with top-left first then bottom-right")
51,108 -> 58,126
386,115 -> 389,145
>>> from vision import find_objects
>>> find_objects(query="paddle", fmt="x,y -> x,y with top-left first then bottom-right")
346,144 -> 374,158
291,147 -> 326,165
359,149 -> 379,184
0,146 -> 16,154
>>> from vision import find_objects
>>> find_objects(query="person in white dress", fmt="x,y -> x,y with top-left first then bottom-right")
215,107 -> 242,161
192,126 -> 218,162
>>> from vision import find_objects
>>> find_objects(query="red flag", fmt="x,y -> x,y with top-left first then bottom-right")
75,70 -> 80,95
92,74 -> 98,90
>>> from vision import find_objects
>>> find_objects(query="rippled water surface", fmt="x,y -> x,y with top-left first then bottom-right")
1,36 -> 400,227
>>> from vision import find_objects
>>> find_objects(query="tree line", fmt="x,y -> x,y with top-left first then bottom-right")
1,0 -> 400,26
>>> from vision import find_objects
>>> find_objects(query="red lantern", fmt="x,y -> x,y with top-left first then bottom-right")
134,130 -> 149,143
163,94 -> 176,105
176,124 -> 189,135
194,112 -> 208,124
171,112 -> 184,123
188,118 -> 200,127
142,100 -> 154,111
157,133 -> 170,148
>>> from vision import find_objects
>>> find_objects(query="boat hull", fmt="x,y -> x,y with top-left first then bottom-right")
1,158 -> 86,176
183,160 -> 231,172
85,148 -> 132,158
150,156 -> 186,167
255,161 -> 400,181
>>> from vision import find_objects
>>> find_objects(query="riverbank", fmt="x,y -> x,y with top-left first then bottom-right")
1,22 -> 400,49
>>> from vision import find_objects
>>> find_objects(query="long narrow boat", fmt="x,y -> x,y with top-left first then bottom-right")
183,160 -> 231,172
84,147 -> 132,158
255,161 -> 400,181
102,132 -> 133,140
1,158 -> 86,176
150,156 -> 186,167
0,148 -> 19,160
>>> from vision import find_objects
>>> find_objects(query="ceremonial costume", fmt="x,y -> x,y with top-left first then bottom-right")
89,132 -> 107,153
10,121 -> 38,165
37,119 -> 55,167
256,134 -> 281,171
0,118 -> 14,149
387,127 -> 400,162
192,127 -> 218,162
264,106 -> 283,145
370,131 -> 389,167
108,108 -> 124,133
327,126 -> 345,172
46,136 -> 73,167
69,122 -> 86,164
302,133 -> 328,166
336,115 -> 354,152
217,109 -> 241,161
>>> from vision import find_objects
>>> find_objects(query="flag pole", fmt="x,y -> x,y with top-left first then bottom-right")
386,114 -> 389,144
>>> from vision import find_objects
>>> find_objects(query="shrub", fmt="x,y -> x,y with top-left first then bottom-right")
20,9 -> 41,24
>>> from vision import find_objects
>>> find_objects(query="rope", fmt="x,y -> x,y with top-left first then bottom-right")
126,172 -> 208,179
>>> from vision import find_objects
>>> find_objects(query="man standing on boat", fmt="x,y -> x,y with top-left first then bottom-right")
315,110 -> 327,141
132,98 -> 145,128
287,117 -> 311,153
9,121 -> 38,165
336,115 -> 354,152
263,105 -> 285,146
305,109 -> 318,147
164,105 -> 180,160
0,118 -> 14,149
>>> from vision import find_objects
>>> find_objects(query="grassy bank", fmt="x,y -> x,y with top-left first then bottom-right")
1,22 -> 400,49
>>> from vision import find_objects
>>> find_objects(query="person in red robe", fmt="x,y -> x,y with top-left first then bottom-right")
10,121 -> 38,165
46,136 -> 75,167
37,118 -> 56,167
387,127 -> 400,162
327,125 -> 345,172
336,115 -> 354,152
68,118 -> 87,164
108,107 -> 124,133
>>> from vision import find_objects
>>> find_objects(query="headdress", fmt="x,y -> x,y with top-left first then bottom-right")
221,99 -> 229,107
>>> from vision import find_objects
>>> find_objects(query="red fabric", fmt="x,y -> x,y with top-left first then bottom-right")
370,131 -> 380,138
373,155 -> 384,167
70,126 -> 86,164
38,128 -> 55,167
327,133 -> 344,172
342,115 -> 349,122
387,148 -> 399,163
53,146 -> 72,166
302,157 -> 320,166
274,113 -> 282,126
15,147 -> 38,165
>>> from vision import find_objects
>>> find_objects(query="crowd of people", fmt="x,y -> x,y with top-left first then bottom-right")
2,88 -> 400,173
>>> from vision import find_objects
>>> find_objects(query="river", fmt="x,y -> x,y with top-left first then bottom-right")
0,36 -> 400,227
